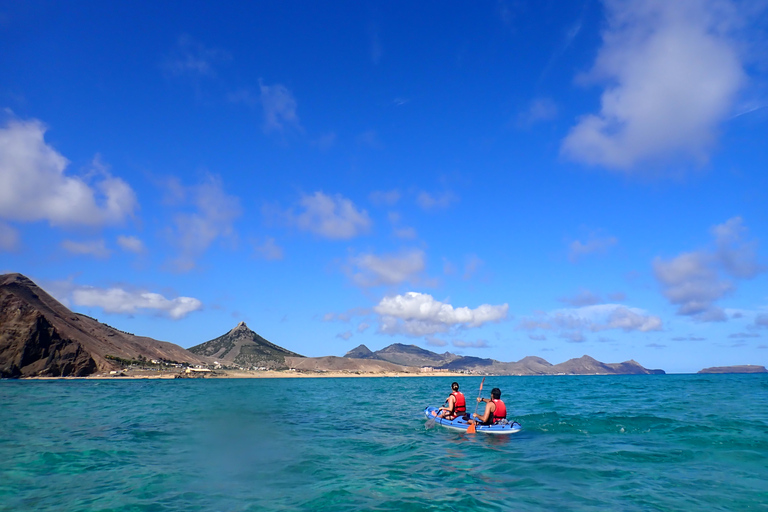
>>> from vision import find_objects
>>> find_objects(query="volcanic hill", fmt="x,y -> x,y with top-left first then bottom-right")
0,273 -> 208,378
188,321 -> 302,369
345,342 -> 664,375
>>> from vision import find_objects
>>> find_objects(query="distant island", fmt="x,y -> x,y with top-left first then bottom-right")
698,365 -> 767,374
0,272 -> 676,379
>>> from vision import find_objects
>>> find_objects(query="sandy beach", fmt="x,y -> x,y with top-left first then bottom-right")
26,368 -> 470,380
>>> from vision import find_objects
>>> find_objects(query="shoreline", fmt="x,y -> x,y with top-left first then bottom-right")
22,369 -> 470,380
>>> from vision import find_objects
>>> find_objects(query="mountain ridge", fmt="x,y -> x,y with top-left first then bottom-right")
0,273 -> 209,378
345,342 -> 665,375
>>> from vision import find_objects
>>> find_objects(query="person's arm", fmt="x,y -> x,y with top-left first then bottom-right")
439,395 -> 456,413
473,398 -> 494,423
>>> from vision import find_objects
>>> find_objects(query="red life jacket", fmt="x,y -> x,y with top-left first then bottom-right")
451,391 -> 466,413
491,398 -> 506,421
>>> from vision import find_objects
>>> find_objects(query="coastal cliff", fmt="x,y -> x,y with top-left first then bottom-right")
0,273 -> 208,378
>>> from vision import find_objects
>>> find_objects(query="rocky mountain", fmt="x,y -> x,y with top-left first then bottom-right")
188,321 -> 302,369
344,344 -> 376,359
698,365 -> 767,374
344,342 -> 459,367
344,341 -> 665,375
285,355 -> 408,373
0,273 -> 209,378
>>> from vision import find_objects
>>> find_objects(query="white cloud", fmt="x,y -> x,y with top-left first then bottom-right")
72,286 -> 203,319
336,331 -> 353,341
0,222 -> 19,251
452,339 -> 490,349
166,175 -> 241,272
569,234 -> 617,262
562,0 -> 747,171
518,303 -> 663,338
374,292 -> 509,337
292,191 -> 371,240
348,249 -> 425,287
357,322 -> 370,333
0,119 -> 137,227
254,237 -> 283,261
62,239 -> 111,258
417,191 -> 458,211
117,235 -> 145,254
259,81 -> 300,133
654,217 -> 764,321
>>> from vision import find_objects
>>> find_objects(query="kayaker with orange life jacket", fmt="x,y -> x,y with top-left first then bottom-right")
437,382 -> 466,420
470,387 -> 507,426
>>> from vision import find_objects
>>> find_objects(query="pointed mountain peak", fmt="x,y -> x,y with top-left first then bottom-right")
345,344 -> 375,358
230,321 -> 250,333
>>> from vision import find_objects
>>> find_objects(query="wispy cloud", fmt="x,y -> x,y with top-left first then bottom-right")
287,191 -> 371,240
558,288 -> 602,307
165,174 -> 241,272
253,237 -> 283,261
165,35 -> 230,77
347,249 -> 425,288
117,235 -> 145,254
654,217 -> 764,322
568,233 -> 618,262
452,339 -> 490,349
518,303 -> 663,341
62,239 -> 111,259
417,191 -> 459,211
0,222 -> 19,251
517,97 -> 558,126
562,0 -> 748,172
369,189 -> 401,206
259,81 -> 301,133
0,119 -> 137,227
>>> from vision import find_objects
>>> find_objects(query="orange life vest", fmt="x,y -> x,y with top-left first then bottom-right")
491,398 -> 506,421
451,391 -> 466,413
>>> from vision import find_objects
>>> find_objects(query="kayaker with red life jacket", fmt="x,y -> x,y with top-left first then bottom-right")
471,387 -> 507,425
437,382 -> 466,420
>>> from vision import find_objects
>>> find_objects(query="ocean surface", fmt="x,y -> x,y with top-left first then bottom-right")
1,374 -> 767,511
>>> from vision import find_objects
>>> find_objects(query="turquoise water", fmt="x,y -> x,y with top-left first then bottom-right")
1,374 -> 767,511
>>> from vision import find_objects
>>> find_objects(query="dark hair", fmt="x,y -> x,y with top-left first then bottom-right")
490,388 -> 501,399
451,382 -> 459,391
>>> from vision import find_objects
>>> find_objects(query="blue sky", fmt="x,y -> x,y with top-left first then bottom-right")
1,1 -> 767,373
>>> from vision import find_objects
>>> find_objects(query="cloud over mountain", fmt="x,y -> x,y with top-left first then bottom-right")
374,292 -> 509,336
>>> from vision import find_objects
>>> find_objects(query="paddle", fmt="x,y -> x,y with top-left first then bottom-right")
425,401 -> 445,429
466,377 -> 485,434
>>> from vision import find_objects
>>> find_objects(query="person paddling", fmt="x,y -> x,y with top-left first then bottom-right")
437,382 -> 466,420
470,387 -> 506,426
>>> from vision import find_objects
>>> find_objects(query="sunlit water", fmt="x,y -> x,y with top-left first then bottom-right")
1,374 -> 766,511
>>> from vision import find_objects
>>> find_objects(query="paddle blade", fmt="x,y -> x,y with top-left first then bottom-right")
466,422 -> 476,434
479,377 -> 485,392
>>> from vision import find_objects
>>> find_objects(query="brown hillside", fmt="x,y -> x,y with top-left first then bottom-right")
0,273 -> 209,378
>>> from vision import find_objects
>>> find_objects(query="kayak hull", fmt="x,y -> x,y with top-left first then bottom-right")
424,406 -> 522,435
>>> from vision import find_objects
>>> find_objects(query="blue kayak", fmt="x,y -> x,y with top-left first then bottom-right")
424,406 -> 522,435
